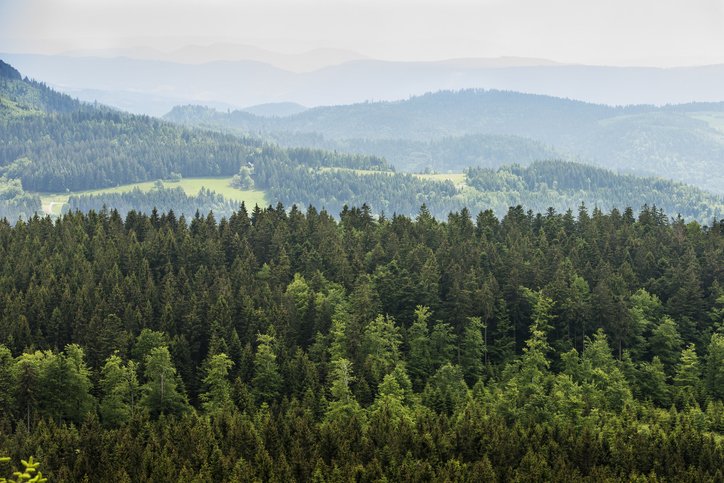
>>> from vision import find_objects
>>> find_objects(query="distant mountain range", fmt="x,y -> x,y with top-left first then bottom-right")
3,52 -> 724,117
165,90 -> 724,194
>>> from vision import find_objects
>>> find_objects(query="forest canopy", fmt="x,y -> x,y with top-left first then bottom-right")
0,203 -> 721,480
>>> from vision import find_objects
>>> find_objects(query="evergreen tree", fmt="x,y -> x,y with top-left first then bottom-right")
673,343 -> 702,407
650,316 -> 683,374
460,317 -> 486,385
252,330 -> 282,404
362,315 -> 402,384
406,306 -> 432,390
705,333 -> 724,400
200,353 -> 235,414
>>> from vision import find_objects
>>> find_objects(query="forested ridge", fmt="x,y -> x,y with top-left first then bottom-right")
2,60 -> 723,227
66,184 -> 241,219
248,145 -> 723,223
0,203 -> 722,481
165,91 -> 724,194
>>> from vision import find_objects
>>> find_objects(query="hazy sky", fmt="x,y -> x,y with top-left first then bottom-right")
2,0 -> 724,66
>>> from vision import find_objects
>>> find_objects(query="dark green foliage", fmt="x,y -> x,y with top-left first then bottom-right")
0,203 -> 720,480
67,185 -> 240,219
165,90 -> 724,194
465,161 -> 723,223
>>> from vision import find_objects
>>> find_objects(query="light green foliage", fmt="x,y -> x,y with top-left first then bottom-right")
499,289 -> 556,424
328,305 -> 351,362
362,314 -> 402,384
99,354 -> 139,426
132,329 -> 168,370
638,356 -> 670,407
252,331 -> 282,404
58,344 -> 95,423
285,273 -> 311,322
422,363 -> 468,416
627,289 -> 663,358
430,320 -> 456,371
325,357 -> 362,423
650,316 -> 683,373
141,346 -> 189,417
200,353 -> 234,414
674,344 -> 702,406
563,330 -> 633,412
521,288 -> 554,368
368,365 -> 415,440
15,345 -> 95,425
460,317 -> 487,385
0,456 -> 46,483
231,166 -> 255,190
407,306 -> 432,389
12,352 -> 42,430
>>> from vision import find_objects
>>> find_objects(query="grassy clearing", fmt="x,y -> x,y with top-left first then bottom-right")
318,167 -> 393,175
413,172 -> 467,185
689,112 -> 724,134
38,177 -> 267,215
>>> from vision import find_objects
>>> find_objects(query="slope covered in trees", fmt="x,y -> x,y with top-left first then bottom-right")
462,161 -> 724,223
66,183 -> 241,219
0,60 -> 722,226
0,204 -> 722,480
248,147 -> 723,223
165,91 -> 724,193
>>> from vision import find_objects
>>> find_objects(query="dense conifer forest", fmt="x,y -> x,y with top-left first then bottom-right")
0,203 -> 722,480
66,184 -> 241,219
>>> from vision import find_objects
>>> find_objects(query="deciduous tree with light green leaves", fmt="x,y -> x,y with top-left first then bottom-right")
99,353 -> 139,426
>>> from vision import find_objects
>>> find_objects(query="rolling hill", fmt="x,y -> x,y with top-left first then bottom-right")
165,90 -> 724,194
5,53 -> 724,116
0,59 -> 722,224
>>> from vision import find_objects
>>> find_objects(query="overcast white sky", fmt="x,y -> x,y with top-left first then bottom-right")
2,0 -> 724,66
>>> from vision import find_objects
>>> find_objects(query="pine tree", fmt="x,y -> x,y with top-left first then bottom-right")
406,306 -> 432,390
362,314 -> 401,384
673,343 -> 702,407
638,356 -> 670,407
0,345 -> 15,420
705,333 -> 724,400
650,316 -> 683,374
200,353 -> 235,415
252,330 -> 282,404
460,317 -> 486,385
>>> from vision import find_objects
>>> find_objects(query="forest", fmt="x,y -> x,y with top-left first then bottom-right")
66,184 -> 241,219
165,91 -> 724,194
249,145 -> 723,222
0,203 -> 722,480
2,60 -> 723,227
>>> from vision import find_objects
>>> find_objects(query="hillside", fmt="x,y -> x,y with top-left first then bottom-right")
0,61 -> 387,213
165,90 -> 724,194
0,60 -> 722,225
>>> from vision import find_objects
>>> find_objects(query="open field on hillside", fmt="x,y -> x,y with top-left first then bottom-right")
413,172 -> 467,185
690,112 -> 724,134
38,177 -> 267,215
